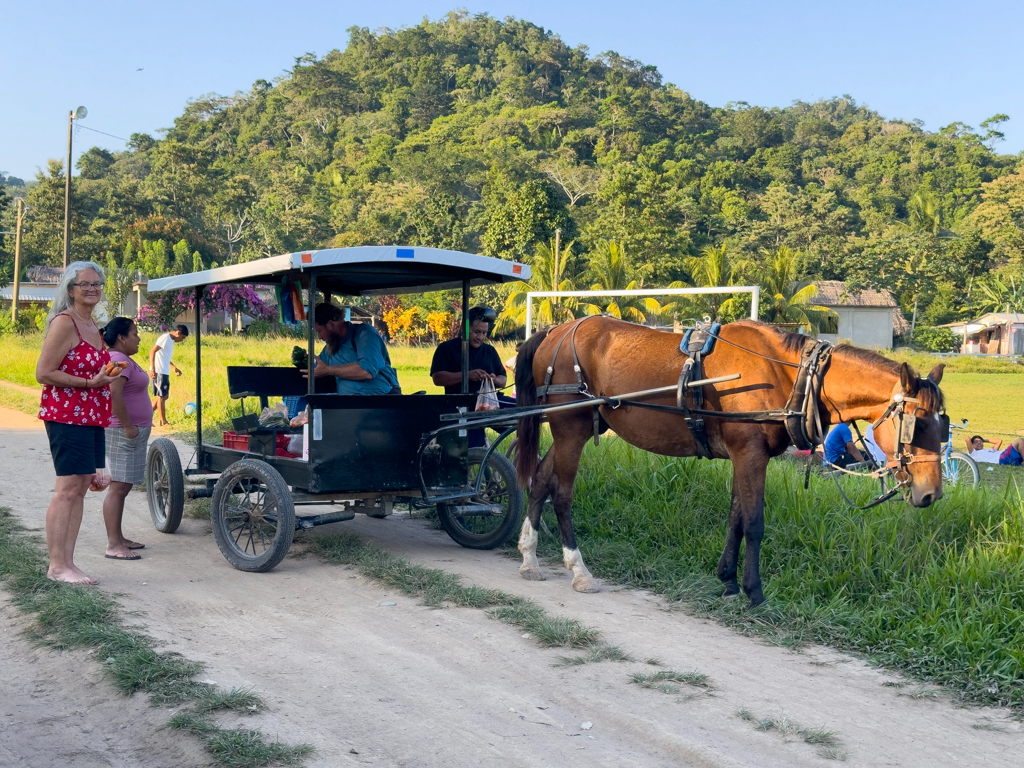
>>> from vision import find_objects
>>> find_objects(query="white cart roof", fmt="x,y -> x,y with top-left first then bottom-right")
146,246 -> 530,295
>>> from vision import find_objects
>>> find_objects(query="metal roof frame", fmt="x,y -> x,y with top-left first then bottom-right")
146,246 -> 529,295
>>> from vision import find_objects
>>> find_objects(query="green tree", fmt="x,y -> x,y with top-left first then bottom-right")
495,237 -> 578,335
682,244 -> 750,321
579,240 -> 666,324
757,246 -> 838,335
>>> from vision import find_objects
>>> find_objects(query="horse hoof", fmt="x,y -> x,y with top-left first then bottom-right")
572,576 -> 600,593
722,592 -> 739,601
722,582 -> 740,598
748,594 -> 766,608
520,566 -> 546,582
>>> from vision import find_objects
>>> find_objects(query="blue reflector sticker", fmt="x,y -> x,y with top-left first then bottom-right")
396,248 -> 414,259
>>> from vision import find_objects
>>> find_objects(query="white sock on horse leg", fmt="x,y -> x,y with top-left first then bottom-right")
518,518 -> 540,571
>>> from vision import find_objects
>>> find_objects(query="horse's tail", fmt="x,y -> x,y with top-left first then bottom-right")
515,327 -> 550,488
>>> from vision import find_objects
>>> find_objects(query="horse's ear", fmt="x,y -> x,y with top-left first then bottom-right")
899,362 -> 918,395
927,363 -> 945,385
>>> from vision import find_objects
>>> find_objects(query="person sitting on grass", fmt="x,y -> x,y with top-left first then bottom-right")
965,434 -> 1024,466
822,422 -> 865,468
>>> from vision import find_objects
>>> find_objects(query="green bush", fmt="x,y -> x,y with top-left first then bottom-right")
245,318 -> 274,337
0,311 -> 40,337
912,326 -> 960,353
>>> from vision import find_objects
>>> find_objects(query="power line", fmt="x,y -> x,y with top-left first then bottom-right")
75,124 -> 131,142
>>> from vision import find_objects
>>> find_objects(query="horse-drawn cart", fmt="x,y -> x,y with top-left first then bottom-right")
143,247 -> 530,572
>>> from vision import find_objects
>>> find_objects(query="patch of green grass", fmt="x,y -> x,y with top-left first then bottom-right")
629,669 -> 712,694
303,531 -> 602,649
736,707 -> 846,760
0,508 -> 312,767
533,436 -> 1024,712
556,645 -> 633,666
0,383 -> 40,415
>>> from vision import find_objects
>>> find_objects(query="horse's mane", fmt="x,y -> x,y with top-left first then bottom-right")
733,320 -> 944,413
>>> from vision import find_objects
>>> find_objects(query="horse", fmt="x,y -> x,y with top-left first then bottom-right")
514,317 -> 945,607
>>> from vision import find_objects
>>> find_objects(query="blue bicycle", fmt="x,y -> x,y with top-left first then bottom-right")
942,417 -> 980,488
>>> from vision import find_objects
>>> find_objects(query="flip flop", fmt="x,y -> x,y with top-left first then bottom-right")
105,552 -> 142,561
124,541 -> 145,550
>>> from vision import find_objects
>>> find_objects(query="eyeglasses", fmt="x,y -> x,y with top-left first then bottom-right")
73,282 -> 104,291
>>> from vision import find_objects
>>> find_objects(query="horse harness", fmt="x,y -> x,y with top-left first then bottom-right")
535,317 -> 836,455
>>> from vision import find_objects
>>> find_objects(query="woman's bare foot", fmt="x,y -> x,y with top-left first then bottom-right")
47,568 -> 98,585
122,539 -> 145,550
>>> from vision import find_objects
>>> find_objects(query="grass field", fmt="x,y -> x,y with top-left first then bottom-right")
535,438 -> 1024,711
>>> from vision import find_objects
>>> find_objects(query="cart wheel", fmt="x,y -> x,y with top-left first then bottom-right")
146,438 -> 184,533
944,451 -> 980,488
437,447 -> 523,550
211,459 -> 295,572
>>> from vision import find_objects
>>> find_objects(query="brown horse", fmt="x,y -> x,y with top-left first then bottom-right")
514,318 -> 945,606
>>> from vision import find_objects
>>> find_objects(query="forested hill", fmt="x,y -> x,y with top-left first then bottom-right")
3,11 -> 1023,326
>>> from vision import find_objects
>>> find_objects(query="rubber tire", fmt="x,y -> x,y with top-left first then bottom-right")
437,447 -> 523,550
146,438 -> 184,533
211,459 -> 295,573
945,452 -> 980,488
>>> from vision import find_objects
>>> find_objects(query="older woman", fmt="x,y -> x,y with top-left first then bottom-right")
36,262 -> 118,584
101,317 -> 152,560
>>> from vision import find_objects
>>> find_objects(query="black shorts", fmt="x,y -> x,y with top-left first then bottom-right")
44,421 -> 105,476
152,373 -> 170,398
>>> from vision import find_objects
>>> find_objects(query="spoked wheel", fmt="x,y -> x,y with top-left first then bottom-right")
211,459 -> 295,572
944,451 -> 980,488
146,438 -> 184,533
437,447 -> 523,550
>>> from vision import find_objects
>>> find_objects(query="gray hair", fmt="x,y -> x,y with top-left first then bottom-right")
47,261 -> 106,329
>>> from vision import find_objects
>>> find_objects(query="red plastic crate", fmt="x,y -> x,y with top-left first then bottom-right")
223,431 -> 249,451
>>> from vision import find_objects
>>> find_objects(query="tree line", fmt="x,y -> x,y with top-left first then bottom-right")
1,10 -> 1022,335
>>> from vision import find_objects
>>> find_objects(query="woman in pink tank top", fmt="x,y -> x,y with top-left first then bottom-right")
35,263 -> 120,585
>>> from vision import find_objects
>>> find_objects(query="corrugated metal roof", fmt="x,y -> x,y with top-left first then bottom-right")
0,284 -> 58,302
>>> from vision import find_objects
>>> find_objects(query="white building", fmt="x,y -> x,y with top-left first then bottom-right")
812,281 -> 910,350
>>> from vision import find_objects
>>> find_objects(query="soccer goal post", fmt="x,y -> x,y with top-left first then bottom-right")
524,286 -> 760,339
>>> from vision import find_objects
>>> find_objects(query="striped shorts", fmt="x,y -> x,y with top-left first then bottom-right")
105,427 -> 153,485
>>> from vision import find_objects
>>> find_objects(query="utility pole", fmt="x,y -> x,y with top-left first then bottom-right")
63,110 -> 73,269
63,106 -> 87,269
12,199 -> 25,324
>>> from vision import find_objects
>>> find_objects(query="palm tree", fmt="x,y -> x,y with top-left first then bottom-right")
969,274 -> 1024,315
679,243 -> 751,321
495,237 -> 578,335
906,192 -> 941,235
757,246 -> 838,335
579,240 -> 668,324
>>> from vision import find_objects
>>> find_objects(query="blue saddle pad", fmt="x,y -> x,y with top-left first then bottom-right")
680,322 -> 721,357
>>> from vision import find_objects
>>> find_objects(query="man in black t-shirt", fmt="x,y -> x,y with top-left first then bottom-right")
430,307 -> 507,394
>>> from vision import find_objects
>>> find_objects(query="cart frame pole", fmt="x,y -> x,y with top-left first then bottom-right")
195,285 -> 203,449
307,273 -> 317,398
461,278 -> 470,394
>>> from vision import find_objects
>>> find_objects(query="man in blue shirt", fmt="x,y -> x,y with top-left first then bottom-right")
823,422 -> 865,468
308,303 -> 400,395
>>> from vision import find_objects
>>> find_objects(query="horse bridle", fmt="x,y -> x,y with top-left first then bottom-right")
869,393 -> 942,486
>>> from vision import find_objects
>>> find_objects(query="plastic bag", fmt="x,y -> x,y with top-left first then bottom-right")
475,377 -> 500,412
89,465 -> 111,492
286,434 -> 304,456
259,402 -> 290,428
289,410 -> 309,427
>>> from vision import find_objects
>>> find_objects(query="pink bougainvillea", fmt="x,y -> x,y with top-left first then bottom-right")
137,284 -> 277,331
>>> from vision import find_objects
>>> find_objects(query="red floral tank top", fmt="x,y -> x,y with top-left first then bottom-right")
38,313 -> 113,426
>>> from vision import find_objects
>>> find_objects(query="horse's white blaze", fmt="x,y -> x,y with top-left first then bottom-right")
518,518 -> 540,570
562,546 -> 594,582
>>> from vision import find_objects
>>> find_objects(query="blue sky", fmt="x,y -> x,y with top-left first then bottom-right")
2,1 -> 1021,182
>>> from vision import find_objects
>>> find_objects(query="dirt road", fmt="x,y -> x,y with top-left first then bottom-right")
1,406 -> 1020,767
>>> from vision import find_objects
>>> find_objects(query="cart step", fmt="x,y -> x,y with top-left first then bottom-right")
295,510 -> 356,530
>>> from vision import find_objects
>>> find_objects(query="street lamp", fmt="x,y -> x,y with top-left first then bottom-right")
63,105 -> 87,269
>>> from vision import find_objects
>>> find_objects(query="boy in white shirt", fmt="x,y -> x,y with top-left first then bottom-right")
148,324 -> 189,426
